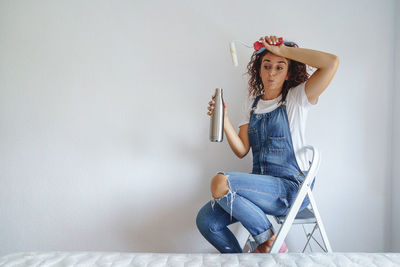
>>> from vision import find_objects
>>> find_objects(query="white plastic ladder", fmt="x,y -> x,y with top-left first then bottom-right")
243,146 -> 333,253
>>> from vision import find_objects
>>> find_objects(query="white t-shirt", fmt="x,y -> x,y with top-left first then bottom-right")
238,82 -> 317,171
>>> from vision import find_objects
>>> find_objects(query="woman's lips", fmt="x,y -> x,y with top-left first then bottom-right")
268,80 -> 274,82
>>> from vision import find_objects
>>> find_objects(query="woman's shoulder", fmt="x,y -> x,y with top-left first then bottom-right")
238,93 -> 258,128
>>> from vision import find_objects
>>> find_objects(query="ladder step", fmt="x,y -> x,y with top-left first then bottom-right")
274,207 -> 317,224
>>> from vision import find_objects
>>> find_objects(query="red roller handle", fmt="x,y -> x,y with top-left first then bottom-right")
253,37 -> 283,51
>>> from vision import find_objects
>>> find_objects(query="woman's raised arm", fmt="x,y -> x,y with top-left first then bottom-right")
260,36 -> 339,104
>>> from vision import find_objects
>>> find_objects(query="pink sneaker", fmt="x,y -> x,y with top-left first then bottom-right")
278,240 -> 288,253
251,240 -> 288,253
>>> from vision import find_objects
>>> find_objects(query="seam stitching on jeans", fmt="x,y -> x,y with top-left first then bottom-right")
235,187 -> 287,199
236,194 -> 269,226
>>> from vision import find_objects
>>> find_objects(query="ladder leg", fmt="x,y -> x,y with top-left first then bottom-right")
311,231 -> 328,252
302,224 -> 317,252
307,189 -> 333,252
270,175 -> 315,253
243,234 -> 254,253
269,198 -> 303,253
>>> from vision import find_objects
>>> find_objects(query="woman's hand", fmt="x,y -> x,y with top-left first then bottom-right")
207,93 -> 228,118
259,35 -> 286,56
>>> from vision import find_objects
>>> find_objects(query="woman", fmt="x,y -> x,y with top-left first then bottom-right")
196,35 -> 339,253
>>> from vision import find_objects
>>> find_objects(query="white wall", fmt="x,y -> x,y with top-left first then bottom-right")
0,0 -> 397,255
391,0 -> 400,252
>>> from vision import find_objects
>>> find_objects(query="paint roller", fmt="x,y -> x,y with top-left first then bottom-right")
229,40 -> 252,67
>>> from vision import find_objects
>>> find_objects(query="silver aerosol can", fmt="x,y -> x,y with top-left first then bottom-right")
210,88 -> 224,142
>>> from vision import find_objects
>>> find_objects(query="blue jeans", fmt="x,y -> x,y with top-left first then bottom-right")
196,171 -> 315,253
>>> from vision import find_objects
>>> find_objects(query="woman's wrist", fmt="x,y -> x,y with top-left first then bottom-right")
223,115 -> 229,129
275,45 -> 291,58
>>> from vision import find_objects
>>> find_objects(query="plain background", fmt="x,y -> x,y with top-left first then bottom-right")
0,0 -> 399,255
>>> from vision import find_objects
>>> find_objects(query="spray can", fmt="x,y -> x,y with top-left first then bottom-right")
210,88 -> 224,142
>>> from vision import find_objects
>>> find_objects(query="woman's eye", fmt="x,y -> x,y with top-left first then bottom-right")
264,66 -> 283,70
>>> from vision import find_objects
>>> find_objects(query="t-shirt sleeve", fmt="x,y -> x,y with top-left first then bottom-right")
289,82 -> 318,107
238,97 -> 251,128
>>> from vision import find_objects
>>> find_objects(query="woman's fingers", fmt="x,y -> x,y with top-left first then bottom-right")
271,35 -> 278,45
207,99 -> 215,116
267,36 -> 276,45
207,99 -> 227,116
260,36 -> 268,45
260,35 -> 281,46
269,36 -> 273,45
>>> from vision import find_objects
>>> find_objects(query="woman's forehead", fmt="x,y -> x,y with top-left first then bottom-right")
262,53 -> 289,64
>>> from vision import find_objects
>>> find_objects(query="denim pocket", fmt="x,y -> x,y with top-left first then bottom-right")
248,127 -> 260,152
267,136 -> 286,154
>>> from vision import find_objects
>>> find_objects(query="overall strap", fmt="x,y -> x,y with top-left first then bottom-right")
250,95 -> 262,115
280,97 -> 287,107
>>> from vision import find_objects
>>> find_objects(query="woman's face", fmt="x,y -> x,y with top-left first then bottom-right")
259,53 -> 290,95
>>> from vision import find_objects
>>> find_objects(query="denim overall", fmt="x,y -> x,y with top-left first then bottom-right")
196,95 -> 316,253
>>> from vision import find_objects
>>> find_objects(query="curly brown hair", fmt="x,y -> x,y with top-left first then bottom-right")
245,41 -> 309,103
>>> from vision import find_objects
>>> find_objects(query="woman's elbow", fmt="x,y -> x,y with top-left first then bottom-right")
235,152 -> 244,159
321,54 -> 339,70
330,55 -> 340,69
237,149 -> 250,159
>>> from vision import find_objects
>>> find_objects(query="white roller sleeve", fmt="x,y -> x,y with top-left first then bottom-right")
230,41 -> 238,67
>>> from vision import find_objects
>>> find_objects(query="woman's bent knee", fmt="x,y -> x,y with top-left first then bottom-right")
196,203 -> 212,234
210,174 -> 230,198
